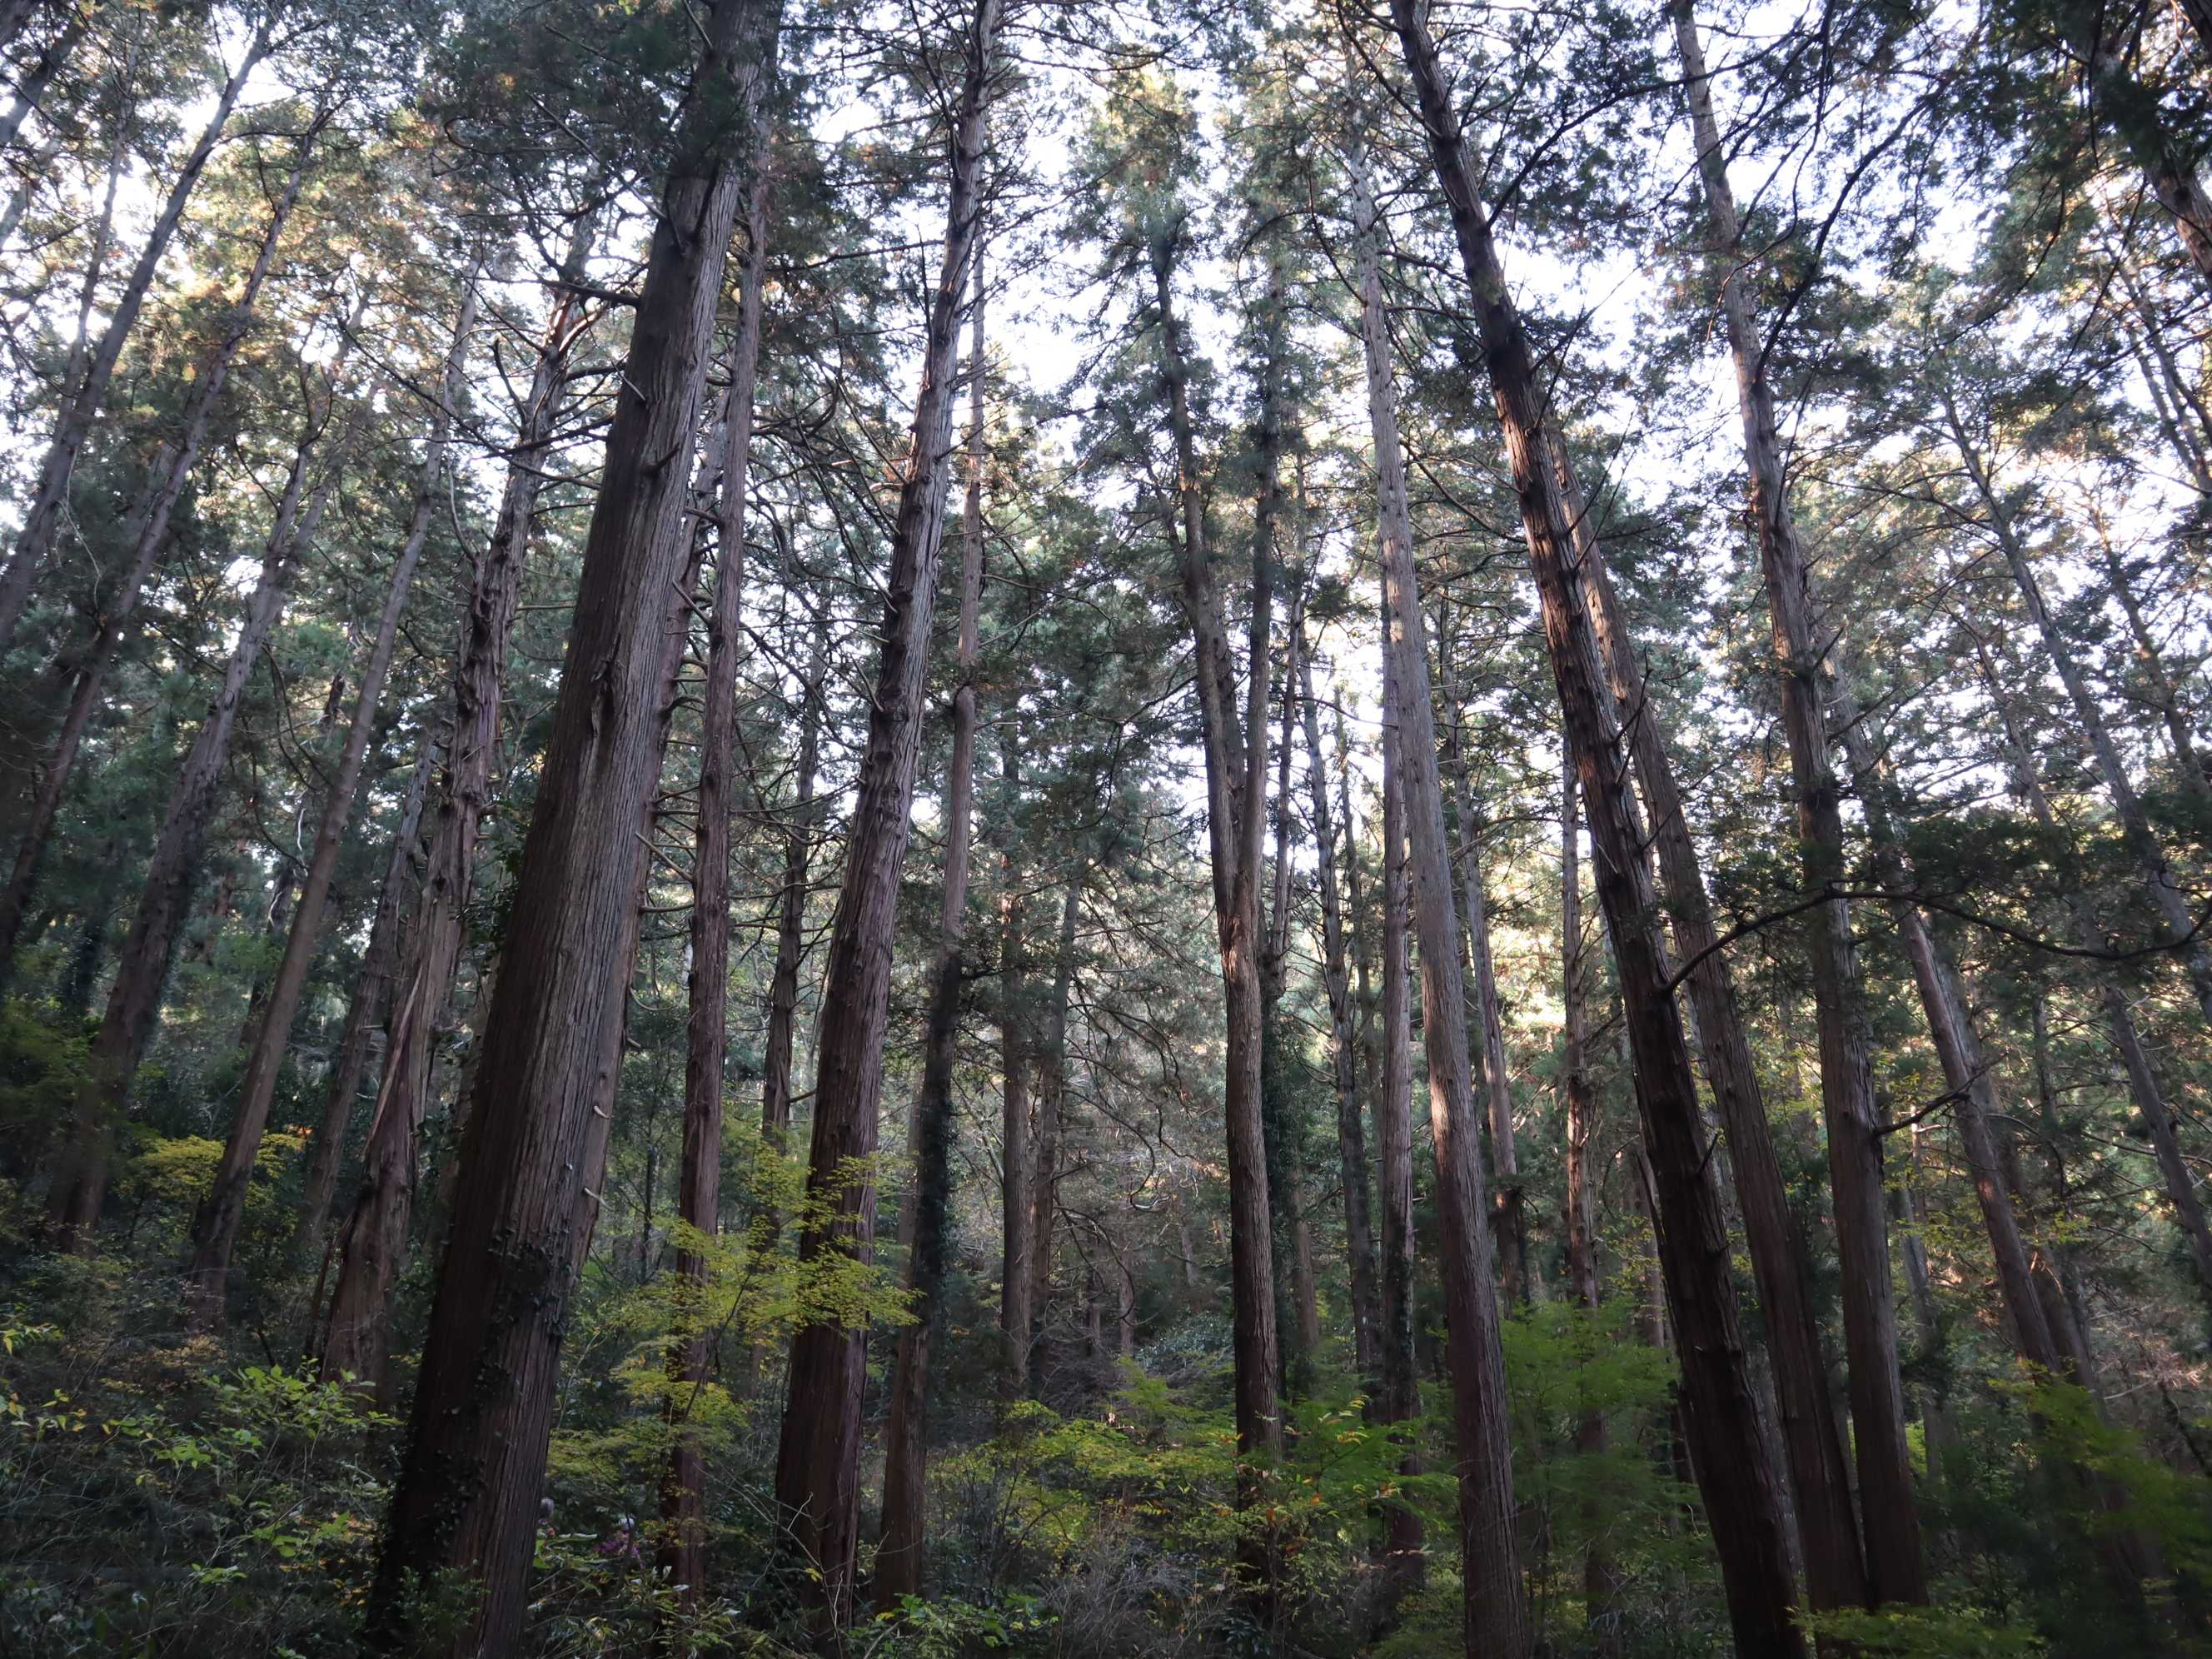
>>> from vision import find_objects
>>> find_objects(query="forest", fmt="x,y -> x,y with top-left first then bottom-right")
7,0 -> 2212,1652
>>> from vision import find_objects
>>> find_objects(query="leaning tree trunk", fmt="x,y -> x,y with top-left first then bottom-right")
366,1 -> 775,1644
0,121 -> 321,982
0,22 -> 276,657
1295,622 -> 1379,1387
1382,5 -> 1804,1648
318,215 -> 598,1390
45,399 -> 357,1251
1353,142 -> 1527,1652
1671,0 -> 1926,1602
660,146 -> 771,1607
771,0 -> 996,1628
876,250 -> 987,1611
294,724 -> 434,1256
1153,224 -> 1283,1541
187,280 -> 481,1331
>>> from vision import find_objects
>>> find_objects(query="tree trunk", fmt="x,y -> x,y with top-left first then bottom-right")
0,7 -> 83,154
770,0 -> 995,1626
760,612 -> 827,1142
875,248 -> 986,1611
1671,0 -> 1926,1602
1353,140 -> 1527,1651
1374,641 -> 1424,1595
1029,864 -> 1081,1396
1561,751 -> 1620,1644
187,279 -> 481,1329
1383,8 -> 1804,1648
660,152 -> 771,1607
317,218 -> 597,1391
45,399 -> 357,1250
366,3 -> 775,1642
1153,224 -> 1283,1515
294,724 -> 434,1257
0,22 -> 276,657
0,132 -> 317,981
1437,626 -> 1533,1306
1295,622 -> 1379,1387
998,735 -> 1032,1397
2093,524 -> 2209,792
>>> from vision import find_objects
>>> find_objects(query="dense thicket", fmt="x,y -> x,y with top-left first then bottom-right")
6,0 -> 2212,1655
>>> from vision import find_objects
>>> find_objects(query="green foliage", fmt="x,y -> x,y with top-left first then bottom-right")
1800,1605 -> 2048,1657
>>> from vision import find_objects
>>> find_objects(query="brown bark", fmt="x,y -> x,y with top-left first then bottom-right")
1354,140 -> 1526,1649
0,22 -> 276,657
1437,626 -> 1533,1306
660,152 -> 771,1606
1384,7 -> 1803,1647
1029,864 -> 1081,1395
876,251 -> 987,1611
45,395 -> 358,1250
294,723 -> 434,1256
1374,645 -> 1424,1590
0,132 -> 317,981
318,220 -> 597,1391
1671,1 -> 1926,1601
998,735 -> 1032,1397
187,280 -> 481,1330
761,613 -> 828,1142
1153,207 -> 1283,1511
1295,624 -> 1380,1386
366,2 -> 775,1642
770,0 -> 995,1626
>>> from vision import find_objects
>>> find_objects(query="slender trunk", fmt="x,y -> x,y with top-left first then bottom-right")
876,252 -> 986,1610
188,281 -> 480,1329
1671,1 -> 1925,1600
367,2 -> 775,1642
1358,139 -> 1527,1644
660,156 -> 770,1606
45,401 -> 356,1249
998,735 -> 1032,1397
1374,644 -> 1423,1592
319,222 -> 595,1390
0,24 -> 275,657
1562,752 -> 1619,1643
294,724 -> 434,1256
1437,627 -> 1532,1306
1029,866 -> 1080,1395
1297,624 -> 1379,1385
1153,230 -> 1282,1502
770,0 -> 995,1626
1894,1151 -> 1959,1486
0,8 -> 82,153
760,614 -> 827,1142
1385,8 -> 1803,1647
2094,527 -> 2208,792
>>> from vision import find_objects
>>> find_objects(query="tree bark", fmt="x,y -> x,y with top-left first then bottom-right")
1373,643 -> 1424,1594
1295,622 -> 1379,1387
760,612 -> 827,1143
318,217 -> 597,1391
660,150 -> 771,1607
770,0 -> 996,1626
1153,207 -> 1283,1523
1671,0 -> 1926,1602
875,249 -> 987,1611
0,128 -> 319,980
187,279 -> 481,1330
366,2 -> 775,1642
0,22 -> 276,657
1383,7 -> 1804,1648
1353,139 -> 1527,1651
998,734 -> 1032,1397
1029,864 -> 1081,1395
294,722 -> 434,1257
45,396 -> 358,1250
